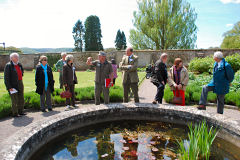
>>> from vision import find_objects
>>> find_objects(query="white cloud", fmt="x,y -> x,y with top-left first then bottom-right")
226,23 -> 234,27
220,0 -> 240,4
0,0 -> 138,48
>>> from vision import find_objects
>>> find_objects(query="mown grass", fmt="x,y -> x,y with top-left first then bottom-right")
0,71 -> 145,118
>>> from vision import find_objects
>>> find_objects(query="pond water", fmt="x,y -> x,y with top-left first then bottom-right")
31,120 -> 240,160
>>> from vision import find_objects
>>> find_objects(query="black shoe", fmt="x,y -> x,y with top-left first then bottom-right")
13,114 -> 21,117
197,105 -> 206,110
48,108 -> 52,111
152,100 -> 157,104
41,109 -> 47,112
19,112 -> 27,115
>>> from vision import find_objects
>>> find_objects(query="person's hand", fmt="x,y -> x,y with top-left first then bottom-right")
108,82 -> 113,88
9,88 -> 13,91
58,69 -> 60,72
177,84 -> 182,90
128,65 -> 132,69
174,84 -> 177,88
162,81 -> 165,85
86,57 -> 92,65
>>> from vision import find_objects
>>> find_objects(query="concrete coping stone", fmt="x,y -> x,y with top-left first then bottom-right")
0,103 -> 240,160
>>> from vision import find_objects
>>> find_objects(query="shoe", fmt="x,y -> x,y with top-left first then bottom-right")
73,105 -> 78,108
13,114 -> 21,117
48,108 -> 53,111
152,100 -> 157,104
65,105 -> 71,111
19,112 -> 27,115
197,105 -> 206,110
41,109 -> 47,112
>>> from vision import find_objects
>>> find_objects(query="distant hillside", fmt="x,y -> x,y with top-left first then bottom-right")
20,48 -> 74,54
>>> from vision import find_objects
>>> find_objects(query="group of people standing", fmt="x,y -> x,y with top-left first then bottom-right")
3,49 -> 234,117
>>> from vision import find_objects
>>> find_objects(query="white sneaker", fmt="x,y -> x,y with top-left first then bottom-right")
65,105 -> 71,111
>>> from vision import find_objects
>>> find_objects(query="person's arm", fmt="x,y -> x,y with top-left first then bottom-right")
167,68 -> 177,88
128,56 -> 138,72
226,64 -> 234,83
4,64 -> 12,91
55,60 -> 61,72
119,56 -> 131,70
180,68 -> 189,88
86,57 -> 94,66
156,62 -> 164,84
62,65 -> 67,87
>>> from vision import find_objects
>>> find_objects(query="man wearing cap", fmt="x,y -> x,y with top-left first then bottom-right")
198,51 -> 234,114
86,51 -> 113,105
119,47 -> 139,103
55,52 -> 67,89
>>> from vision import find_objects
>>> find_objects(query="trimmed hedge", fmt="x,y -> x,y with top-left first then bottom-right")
0,86 -> 124,119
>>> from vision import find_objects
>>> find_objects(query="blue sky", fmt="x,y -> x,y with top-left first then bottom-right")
0,0 -> 239,49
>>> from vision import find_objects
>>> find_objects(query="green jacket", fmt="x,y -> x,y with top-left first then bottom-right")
55,59 -> 66,74
119,54 -> 139,84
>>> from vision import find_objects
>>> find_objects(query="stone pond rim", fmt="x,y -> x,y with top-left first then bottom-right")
1,103 -> 240,160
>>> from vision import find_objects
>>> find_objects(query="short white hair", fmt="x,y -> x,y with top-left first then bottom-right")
160,53 -> 168,60
61,52 -> 67,57
213,51 -> 224,59
66,54 -> 74,62
10,52 -> 19,60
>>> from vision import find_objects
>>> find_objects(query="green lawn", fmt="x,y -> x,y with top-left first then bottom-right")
0,71 -> 146,97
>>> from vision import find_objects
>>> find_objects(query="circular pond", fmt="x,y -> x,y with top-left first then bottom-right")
30,120 -> 240,160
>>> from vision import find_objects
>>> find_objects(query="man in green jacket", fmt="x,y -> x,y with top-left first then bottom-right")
55,52 -> 67,89
119,47 -> 139,103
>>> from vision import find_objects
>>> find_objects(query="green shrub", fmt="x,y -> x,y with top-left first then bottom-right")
46,54 -> 61,68
24,92 -> 40,109
189,57 -> 214,73
207,92 -> 216,103
192,92 -> 201,102
188,72 -> 196,80
75,87 -> 95,101
52,95 -> 65,105
0,94 -> 12,118
185,92 -> 190,105
163,85 -> 173,103
225,53 -> 240,73
109,86 -> 123,102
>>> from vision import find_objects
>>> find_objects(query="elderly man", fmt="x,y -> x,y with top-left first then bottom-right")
55,52 -> 67,88
151,53 -> 168,104
86,51 -> 113,105
198,51 -> 234,114
119,47 -> 139,103
4,53 -> 25,117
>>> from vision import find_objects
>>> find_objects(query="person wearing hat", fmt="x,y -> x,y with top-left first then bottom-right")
86,51 -> 113,105
198,51 -> 234,114
119,47 -> 139,103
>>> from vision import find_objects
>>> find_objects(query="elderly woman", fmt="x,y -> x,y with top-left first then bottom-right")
63,54 -> 78,110
35,56 -> 55,112
168,58 -> 189,106
55,52 -> 67,89
198,51 -> 234,114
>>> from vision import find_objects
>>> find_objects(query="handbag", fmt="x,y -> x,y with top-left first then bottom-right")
60,87 -> 72,99
172,89 -> 183,104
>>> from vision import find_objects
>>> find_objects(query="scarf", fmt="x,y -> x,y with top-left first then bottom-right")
41,64 -> 48,91
173,66 -> 182,85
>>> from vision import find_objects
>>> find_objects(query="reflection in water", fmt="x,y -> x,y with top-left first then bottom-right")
31,121 -> 240,160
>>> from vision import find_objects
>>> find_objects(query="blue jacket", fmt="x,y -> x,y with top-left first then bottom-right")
208,58 -> 234,95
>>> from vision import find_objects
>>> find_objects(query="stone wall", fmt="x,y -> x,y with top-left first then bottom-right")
0,49 -> 240,71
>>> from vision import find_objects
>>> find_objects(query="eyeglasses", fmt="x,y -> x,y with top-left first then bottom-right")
42,59 -> 47,61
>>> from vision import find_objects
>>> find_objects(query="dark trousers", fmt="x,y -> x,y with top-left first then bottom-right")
10,80 -> 24,115
59,74 -> 63,89
66,84 -> 75,106
123,82 -> 139,103
95,83 -> 109,105
40,87 -> 52,110
153,83 -> 165,104
199,85 -> 225,114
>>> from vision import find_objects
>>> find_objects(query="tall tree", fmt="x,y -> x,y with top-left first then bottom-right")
115,29 -> 127,50
84,15 -> 103,51
72,19 -> 85,52
221,21 -> 240,49
129,0 -> 197,50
